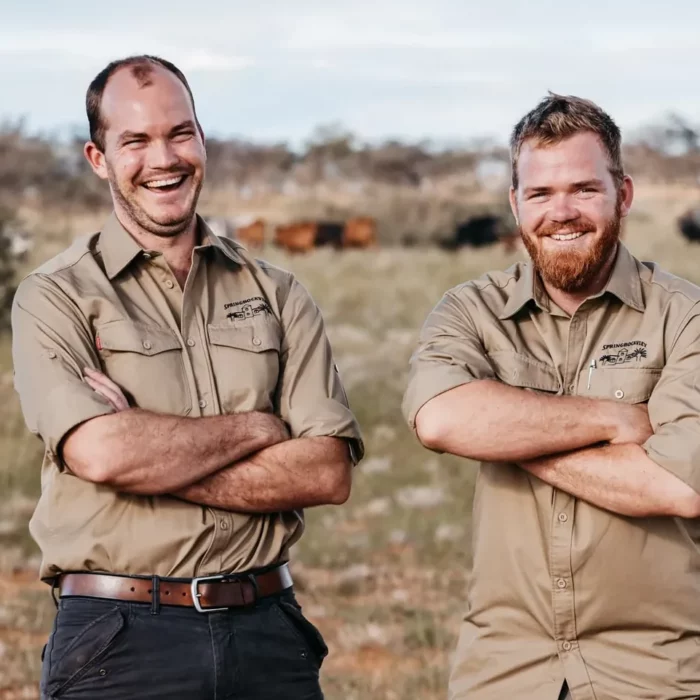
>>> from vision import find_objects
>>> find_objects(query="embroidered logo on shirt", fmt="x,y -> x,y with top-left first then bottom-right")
224,296 -> 272,321
598,340 -> 647,365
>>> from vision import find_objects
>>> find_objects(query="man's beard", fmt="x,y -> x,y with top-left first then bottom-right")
107,163 -> 201,238
520,201 -> 621,293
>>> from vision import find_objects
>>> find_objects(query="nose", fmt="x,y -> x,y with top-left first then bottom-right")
147,138 -> 179,171
547,193 -> 579,224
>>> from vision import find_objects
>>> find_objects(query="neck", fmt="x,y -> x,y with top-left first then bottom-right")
542,245 -> 618,317
114,209 -> 199,285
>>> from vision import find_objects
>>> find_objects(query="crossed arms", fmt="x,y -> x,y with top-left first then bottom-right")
415,379 -> 700,518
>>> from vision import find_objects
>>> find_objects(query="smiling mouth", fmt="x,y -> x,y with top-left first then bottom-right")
141,175 -> 188,193
548,231 -> 587,241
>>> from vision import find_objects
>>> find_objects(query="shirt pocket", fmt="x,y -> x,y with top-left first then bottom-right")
488,350 -> 561,394
207,318 -> 281,414
587,367 -> 662,404
96,320 -> 191,415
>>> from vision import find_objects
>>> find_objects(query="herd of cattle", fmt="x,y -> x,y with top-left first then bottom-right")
205,214 -> 518,252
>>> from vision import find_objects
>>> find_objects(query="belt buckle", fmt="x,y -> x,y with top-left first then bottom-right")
190,573 -> 259,613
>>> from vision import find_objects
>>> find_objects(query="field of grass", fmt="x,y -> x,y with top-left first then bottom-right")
0,184 -> 698,698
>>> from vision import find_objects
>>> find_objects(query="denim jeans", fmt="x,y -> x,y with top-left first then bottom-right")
40,588 -> 327,700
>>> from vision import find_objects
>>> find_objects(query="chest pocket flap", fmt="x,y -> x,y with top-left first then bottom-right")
97,321 -> 181,355
488,350 -> 560,393
208,320 -> 281,353
589,367 -> 662,404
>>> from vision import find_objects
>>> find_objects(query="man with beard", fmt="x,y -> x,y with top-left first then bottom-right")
11,55 -> 363,699
403,94 -> 700,700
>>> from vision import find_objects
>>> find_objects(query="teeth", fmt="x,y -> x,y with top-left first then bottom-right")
143,176 -> 184,189
551,232 -> 584,241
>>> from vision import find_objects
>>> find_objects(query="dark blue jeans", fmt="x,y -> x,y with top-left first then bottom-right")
40,589 -> 327,699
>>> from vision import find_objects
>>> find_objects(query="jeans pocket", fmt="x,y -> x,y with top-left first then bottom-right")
274,599 -> 329,667
44,604 -> 126,697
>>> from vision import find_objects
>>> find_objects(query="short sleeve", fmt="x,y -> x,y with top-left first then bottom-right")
402,290 -> 496,429
642,305 -> 700,495
11,274 -> 115,465
275,276 -> 364,464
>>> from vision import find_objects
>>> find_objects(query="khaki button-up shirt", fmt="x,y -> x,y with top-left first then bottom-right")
12,213 -> 363,582
403,244 -> 700,700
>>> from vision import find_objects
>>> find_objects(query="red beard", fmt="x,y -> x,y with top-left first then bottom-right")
520,202 -> 621,293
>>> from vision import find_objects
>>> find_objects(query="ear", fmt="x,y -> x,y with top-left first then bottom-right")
619,175 -> 634,218
84,141 -> 109,180
509,186 -> 519,226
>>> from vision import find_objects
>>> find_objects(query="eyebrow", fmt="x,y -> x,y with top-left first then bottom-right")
523,178 -> 606,195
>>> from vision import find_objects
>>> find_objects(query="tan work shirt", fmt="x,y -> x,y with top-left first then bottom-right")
403,243 -> 700,700
12,213 -> 363,582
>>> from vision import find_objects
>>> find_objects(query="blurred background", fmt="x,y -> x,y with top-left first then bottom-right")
1,1 -> 699,698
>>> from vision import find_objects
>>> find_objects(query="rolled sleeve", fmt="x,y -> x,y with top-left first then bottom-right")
642,305 -> 700,495
11,274 -> 116,464
276,276 -> 364,464
402,290 -> 496,429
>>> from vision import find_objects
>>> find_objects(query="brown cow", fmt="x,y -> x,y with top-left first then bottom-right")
274,222 -> 318,253
235,218 -> 265,249
343,217 -> 377,248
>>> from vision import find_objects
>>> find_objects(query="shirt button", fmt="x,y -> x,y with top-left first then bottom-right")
143,253 -> 151,259
614,389 -> 624,399
557,578 -> 567,589
142,340 -> 152,350
252,337 -> 262,347
569,383 -> 576,392
198,399 -> 207,409
220,520 -> 229,530
165,280 -> 174,289
558,513 -> 568,523
187,338 -> 196,347
48,351 -> 57,359
562,640 -> 572,651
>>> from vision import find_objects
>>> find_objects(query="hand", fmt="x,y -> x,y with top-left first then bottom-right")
250,411 -> 290,448
83,367 -> 130,412
609,403 -> 653,446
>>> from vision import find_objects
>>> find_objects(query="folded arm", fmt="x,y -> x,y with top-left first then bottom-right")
519,443 -> 700,518
173,436 -> 352,511
415,379 -> 649,462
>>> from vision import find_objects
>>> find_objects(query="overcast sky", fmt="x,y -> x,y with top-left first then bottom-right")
1,0 -> 698,147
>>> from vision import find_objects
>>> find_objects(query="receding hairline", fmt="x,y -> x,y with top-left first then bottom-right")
97,61 -> 198,139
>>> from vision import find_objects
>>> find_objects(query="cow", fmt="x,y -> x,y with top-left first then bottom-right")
234,218 -> 265,249
678,208 -> 700,242
343,217 -> 377,248
440,214 -> 515,250
274,222 -> 319,253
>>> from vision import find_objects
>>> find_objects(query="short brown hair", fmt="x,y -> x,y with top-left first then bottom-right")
510,92 -> 624,189
86,55 -> 201,152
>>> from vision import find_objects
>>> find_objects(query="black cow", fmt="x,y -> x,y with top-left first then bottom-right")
678,208 -> 700,242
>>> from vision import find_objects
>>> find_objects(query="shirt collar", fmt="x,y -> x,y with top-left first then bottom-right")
99,212 -> 243,280
499,262 -> 550,320
598,242 -> 645,312
499,241 -> 644,320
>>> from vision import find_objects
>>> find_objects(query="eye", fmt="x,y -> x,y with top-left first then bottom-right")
172,130 -> 195,142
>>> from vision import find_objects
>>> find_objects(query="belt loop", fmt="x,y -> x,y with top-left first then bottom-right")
151,575 -> 160,615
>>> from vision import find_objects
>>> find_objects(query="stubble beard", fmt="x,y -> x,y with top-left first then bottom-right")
107,162 -> 203,239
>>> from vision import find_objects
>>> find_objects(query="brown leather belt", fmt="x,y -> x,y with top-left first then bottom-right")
58,563 -> 293,612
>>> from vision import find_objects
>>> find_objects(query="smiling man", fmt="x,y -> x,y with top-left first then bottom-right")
403,94 -> 700,700
11,55 -> 363,700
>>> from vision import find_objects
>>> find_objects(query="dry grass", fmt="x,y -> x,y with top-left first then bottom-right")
1,185 -> 699,698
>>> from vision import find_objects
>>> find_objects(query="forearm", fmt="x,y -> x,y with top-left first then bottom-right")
64,409 -> 284,494
416,379 -> 617,461
173,437 -> 352,512
519,443 -> 700,518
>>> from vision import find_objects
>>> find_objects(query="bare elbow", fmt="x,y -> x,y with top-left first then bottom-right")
672,489 -> 700,519
62,417 -> 121,485
324,460 -> 353,505
414,402 -> 448,451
